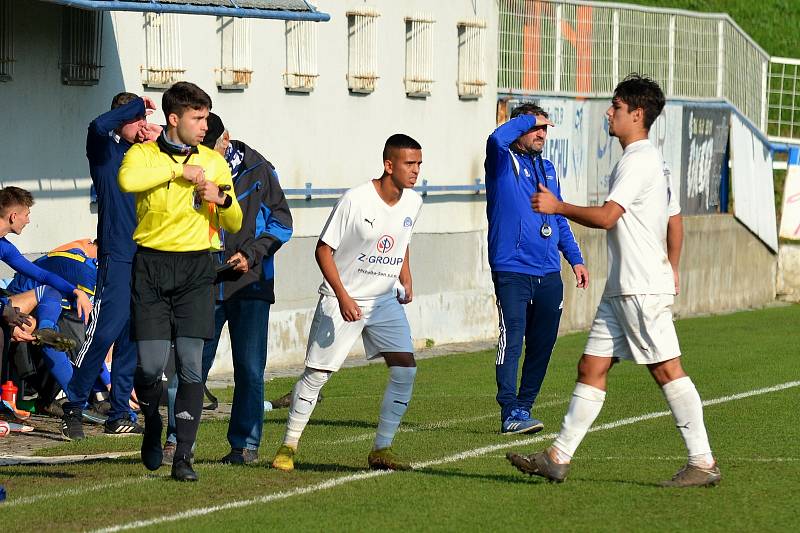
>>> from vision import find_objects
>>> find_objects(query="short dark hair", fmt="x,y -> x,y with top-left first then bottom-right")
111,92 -> 139,110
0,186 -> 34,216
511,102 -> 548,119
162,81 -> 212,118
613,73 -> 665,130
383,133 -> 422,161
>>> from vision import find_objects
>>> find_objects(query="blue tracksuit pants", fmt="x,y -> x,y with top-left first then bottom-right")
64,256 -> 137,422
493,271 -> 563,421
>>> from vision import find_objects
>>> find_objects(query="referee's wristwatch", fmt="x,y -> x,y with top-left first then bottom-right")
218,184 -> 233,208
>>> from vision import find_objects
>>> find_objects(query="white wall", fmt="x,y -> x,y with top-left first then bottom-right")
1,0 -> 498,252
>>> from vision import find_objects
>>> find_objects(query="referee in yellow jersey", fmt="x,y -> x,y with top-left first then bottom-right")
118,82 -> 242,481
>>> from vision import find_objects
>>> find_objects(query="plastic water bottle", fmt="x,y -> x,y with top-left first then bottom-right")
0,485 -> 6,502
263,400 -> 274,412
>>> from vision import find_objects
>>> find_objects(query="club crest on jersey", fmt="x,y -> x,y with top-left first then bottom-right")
403,217 -> 413,228
376,235 -> 395,254
523,168 -> 530,177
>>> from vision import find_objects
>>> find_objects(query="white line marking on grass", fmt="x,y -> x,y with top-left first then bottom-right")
0,451 -> 138,467
92,470 -> 392,533
91,380 -> 800,532
483,455 -> 800,462
4,476 -> 155,508
323,398 -> 570,445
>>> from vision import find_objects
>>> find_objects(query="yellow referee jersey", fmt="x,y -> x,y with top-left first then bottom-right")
118,142 -> 242,252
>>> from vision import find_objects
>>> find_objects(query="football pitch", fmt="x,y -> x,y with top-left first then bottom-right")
2,304 -> 799,531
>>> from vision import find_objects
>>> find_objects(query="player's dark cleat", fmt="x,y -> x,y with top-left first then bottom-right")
660,463 -> 721,488
161,441 -> 176,466
61,406 -> 86,441
506,450 -> 569,483
32,328 -> 77,352
271,445 -> 296,472
171,456 -> 198,482
104,417 -> 144,436
90,399 -> 112,416
269,391 -> 293,410
269,391 -> 322,410
35,399 -> 64,418
367,447 -> 412,471
501,409 -> 544,435
220,448 -> 259,465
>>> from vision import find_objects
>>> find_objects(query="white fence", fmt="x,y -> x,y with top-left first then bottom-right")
497,0 -> 770,134
768,57 -> 800,144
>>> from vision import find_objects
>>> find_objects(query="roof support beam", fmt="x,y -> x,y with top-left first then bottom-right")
40,1 -> 331,22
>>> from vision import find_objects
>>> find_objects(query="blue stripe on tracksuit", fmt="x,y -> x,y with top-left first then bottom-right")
493,271 -> 563,421
64,256 -> 137,422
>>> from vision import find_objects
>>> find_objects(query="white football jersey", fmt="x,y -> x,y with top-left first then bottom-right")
318,180 -> 423,302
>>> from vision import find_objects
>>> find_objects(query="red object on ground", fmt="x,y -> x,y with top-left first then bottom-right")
1,381 -> 18,404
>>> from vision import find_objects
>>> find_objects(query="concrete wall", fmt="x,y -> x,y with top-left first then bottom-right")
777,244 -> 800,302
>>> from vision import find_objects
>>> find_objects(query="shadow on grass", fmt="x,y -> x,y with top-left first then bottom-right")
0,469 -> 75,479
411,466 -> 539,486
262,418 -> 377,431
293,461 -> 366,474
415,466 -> 662,488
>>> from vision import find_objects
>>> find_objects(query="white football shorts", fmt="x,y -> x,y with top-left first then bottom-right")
584,294 -> 681,364
305,295 -> 414,372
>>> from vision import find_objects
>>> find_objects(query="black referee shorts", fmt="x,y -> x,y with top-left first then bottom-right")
131,247 -> 215,340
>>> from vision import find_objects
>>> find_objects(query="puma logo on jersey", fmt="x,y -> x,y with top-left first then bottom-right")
364,218 -> 375,228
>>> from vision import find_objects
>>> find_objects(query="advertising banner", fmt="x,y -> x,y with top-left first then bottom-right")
536,97 -> 590,205
779,160 -> 800,240
730,114 -> 778,252
680,105 -> 729,215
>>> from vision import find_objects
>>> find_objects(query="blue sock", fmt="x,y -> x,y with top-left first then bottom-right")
42,346 -> 74,391
36,285 -> 64,331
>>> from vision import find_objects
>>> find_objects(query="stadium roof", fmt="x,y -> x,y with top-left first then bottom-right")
37,0 -> 331,21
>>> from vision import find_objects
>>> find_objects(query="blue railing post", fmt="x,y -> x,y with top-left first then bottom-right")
789,146 -> 800,167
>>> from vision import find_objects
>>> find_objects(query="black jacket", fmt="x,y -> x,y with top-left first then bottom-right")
215,140 -> 293,302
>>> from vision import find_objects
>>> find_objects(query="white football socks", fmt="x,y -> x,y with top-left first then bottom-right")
551,382 -> 607,462
373,366 -> 417,451
661,376 -> 714,467
283,368 -> 331,448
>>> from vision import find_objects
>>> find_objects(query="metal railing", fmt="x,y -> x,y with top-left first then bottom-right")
497,0 -> 770,133
768,57 -> 800,144
284,180 -> 484,200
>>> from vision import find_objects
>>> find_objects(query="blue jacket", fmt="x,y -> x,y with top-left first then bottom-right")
485,114 -> 584,276
214,140 -> 293,303
86,98 -> 143,262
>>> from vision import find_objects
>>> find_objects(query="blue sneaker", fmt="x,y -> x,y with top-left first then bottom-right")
501,409 -> 544,435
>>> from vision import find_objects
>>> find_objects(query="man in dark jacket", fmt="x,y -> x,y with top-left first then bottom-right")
165,113 -> 293,464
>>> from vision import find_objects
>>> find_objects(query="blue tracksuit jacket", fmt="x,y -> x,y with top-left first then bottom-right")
485,114 -> 584,275
86,98 -> 143,262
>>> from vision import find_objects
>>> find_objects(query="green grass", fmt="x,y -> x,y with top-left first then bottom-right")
608,0 -> 800,58
2,305 -> 799,531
